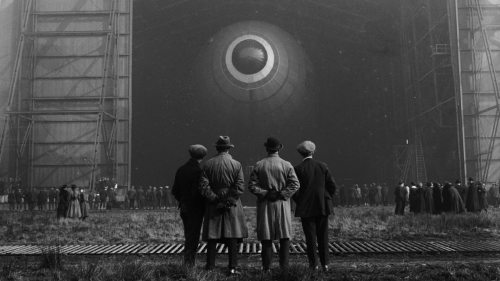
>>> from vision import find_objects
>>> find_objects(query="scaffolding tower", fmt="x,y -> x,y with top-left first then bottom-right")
0,0 -> 132,189
399,0 -> 458,182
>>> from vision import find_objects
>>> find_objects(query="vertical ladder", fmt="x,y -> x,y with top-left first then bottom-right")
415,134 -> 427,183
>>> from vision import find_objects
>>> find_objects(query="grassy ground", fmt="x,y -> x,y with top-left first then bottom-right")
1,206 -> 499,245
1,255 -> 500,281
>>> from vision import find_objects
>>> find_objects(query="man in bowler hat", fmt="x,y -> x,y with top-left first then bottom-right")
293,140 -> 336,271
172,144 -> 208,267
249,137 -> 300,274
199,136 -> 248,275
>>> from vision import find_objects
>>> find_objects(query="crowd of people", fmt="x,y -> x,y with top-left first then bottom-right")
393,178 -> 500,215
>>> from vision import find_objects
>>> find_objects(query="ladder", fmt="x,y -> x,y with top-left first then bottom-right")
415,134 -> 427,183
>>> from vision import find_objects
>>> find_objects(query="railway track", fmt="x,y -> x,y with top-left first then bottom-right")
1,240 -> 500,256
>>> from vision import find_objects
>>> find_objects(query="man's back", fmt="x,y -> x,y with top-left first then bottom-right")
294,158 -> 336,217
172,159 -> 204,206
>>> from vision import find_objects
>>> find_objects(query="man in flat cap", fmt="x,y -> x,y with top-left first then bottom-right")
249,137 -> 300,275
293,140 -> 336,271
199,136 -> 248,275
172,144 -> 208,267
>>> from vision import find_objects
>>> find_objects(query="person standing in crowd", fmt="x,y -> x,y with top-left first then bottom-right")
172,144 -> 208,267
433,182 -> 443,215
466,178 -> 480,212
128,186 -> 136,209
353,184 -> 362,206
57,185 -> 70,219
79,188 -> 90,220
137,186 -> 145,209
293,140 -> 336,272
423,182 -> 434,214
248,137 -> 300,275
442,182 -> 465,213
478,182 -> 488,212
409,182 -> 418,213
49,187 -> 57,210
382,183 -> 389,206
164,185 -> 173,208
394,181 -> 407,215
67,185 -> 82,219
490,183 -> 500,208
199,136 -> 248,275
15,188 -> 22,210
37,188 -> 46,211
8,189 -> 15,210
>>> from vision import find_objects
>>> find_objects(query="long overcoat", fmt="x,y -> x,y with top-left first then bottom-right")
442,184 -> 465,213
199,152 -> 248,241
248,154 -> 300,241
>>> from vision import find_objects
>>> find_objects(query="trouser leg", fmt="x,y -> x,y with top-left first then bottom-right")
316,216 -> 329,266
181,211 -> 203,266
227,238 -> 238,269
261,240 -> 272,270
206,239 -> 217,269
279,238 -> 290,269
301,217 -> 318,268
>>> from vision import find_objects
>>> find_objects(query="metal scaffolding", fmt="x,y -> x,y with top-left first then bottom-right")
0,0 -> 132,189
399,0 -> 458,182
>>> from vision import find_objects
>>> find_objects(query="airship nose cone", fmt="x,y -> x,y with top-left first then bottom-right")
232,39 -> 268,75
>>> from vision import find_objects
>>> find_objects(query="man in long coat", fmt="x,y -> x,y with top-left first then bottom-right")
249,137 -> 300,273
199,136 -> 248,275
442,182 -> 465,213
293,140 -> 336,271
56,185 -> 70,219
172,144 -> 207,267
394,181 -> 407,215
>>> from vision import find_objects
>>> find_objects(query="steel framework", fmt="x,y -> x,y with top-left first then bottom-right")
399,0 -> 460,183
0,0 -> 132,189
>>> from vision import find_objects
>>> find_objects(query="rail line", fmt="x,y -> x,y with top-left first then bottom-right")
1,240 -> 500,256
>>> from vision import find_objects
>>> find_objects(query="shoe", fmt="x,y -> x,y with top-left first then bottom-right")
228,268 -> 242,276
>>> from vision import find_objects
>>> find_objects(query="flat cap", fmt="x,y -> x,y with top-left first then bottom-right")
297,140 -> 316,155
189,144 -> 208,159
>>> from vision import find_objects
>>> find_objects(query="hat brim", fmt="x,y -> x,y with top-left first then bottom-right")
264,144 -> 283,150
215,144 -> 235,148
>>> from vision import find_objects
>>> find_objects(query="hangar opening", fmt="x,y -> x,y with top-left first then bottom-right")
132,0 -> 401,194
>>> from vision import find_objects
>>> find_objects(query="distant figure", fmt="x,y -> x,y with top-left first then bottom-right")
409,182 -> 418,213
293,140 -> 336,272
249,137 -> 300,274
172,144 -> 207,267
442,182 -> 465,213
490,183 -> 500,208
127,186 -> 136,209
49,187 -> 57,210
433,183 -> 443,215
56,185 -> 70,219
353,184 -> 362,206
67,185 -> 82,219
478,182 -> 488,212
164,185 -> 173,208
382,183 -> 389,206
199,136 -> 248,275
394,181 -> 407,215
465,178 -> 480,212
79,188 -> 90,220
423,182 -> 434,214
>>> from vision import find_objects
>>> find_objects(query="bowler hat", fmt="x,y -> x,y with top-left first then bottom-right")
214,136 -> 234,148
189,144 -> 208,159
264,137 -> 283,150
297,140 -> 316,155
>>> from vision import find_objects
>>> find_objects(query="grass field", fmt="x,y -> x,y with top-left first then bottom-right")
1,206 -> 499,245
1,256 -> 500,281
